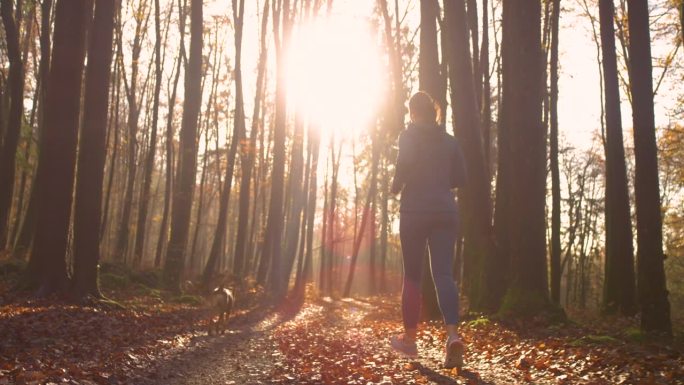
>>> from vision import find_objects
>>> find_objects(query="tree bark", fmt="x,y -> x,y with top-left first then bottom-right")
12,0 -> 52,257
497,0 -> 548,313
234,0 -> 269,278
0,0 -> 25,249
115,1 -> 149,262
133,0 -> 163,266
466,0 -> 481,105
155,3 -> 185,268
549,0 -> 562,305
419,0 -> 445,113
343,175 -> 375,297
294,125 -> 320,297
100,52 -> 121,244
444,0 -> 497,311
281,113 -> 306,293
627,0 -> 672,334
481,0 -> 492,174
73,0 -> 117,298
164,0 -> 202,292
27,0 -> 89,294
599,0 -> 636,316
202,0 -> 245,285
261,0 -> 291,299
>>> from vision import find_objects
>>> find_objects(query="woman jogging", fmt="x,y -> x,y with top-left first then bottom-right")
389,91 -> 467,369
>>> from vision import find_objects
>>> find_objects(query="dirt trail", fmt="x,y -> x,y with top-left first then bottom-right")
136,306 -> 282,385
132,297 -> 682,384
137,298 -> 496,385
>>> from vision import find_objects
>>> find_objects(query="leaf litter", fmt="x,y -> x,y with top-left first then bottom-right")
1,290 -> 682,384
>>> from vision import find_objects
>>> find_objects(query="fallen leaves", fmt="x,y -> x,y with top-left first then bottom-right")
1,290 -> 682,384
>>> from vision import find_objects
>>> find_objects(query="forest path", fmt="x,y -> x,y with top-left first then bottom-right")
140,296 -> 683,384
2,291 -> 680,384
142,297 -> 502,385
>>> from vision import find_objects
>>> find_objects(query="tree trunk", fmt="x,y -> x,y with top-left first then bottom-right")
100,57 -> 121,244
599,0 -> 636,316
155,22 -> 185,268
343,180 -> 374,297
481,0 -> 492,174
234,0 -> 269,279
189,127 -> 210,274
379,155 -> 389,293
133,0 -> 163,266
444,0 -> 498,311
202,0 -> 245,286
0,0 -> 25,249
281,112 -> 305,293
497,0 -> 548,313
115,2 -> 149,262
294,125 -> 319,297
261,0 -> 291,299
73,0 -> 116,299
6,1 -> 34,249
190,39 -> 220,274
12,0 -> 52,257
627,0 -> 672,334
549,0 -> 562,305
419,0 -> 445,113
164,0 -> 202,292
466,0 -> 480,105
27,0 -> 89,294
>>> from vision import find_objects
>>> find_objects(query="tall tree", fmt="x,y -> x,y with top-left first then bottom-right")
444,0 -> 498,311
466,0 -> 480,104
599,0 -> 636,316
115,0 -> 149,261
133,0 -> 164,266
281,112 -> 306,292
293,123 -> 320,297
419,0 -> 445,114
164,0 -> 203,292
261,0 -> 291,298
12,0 -> 53,256
481,0 -> 492,173
73,0 -> 117,298
0,0 -> 25,249
549,0 -> 562,305
27,0 -> 89,293
155,0 -> 186,268
496,0 -> 548,312
627,0 -> 672,334
234,0 -> 269,278
202,0 -> 245,285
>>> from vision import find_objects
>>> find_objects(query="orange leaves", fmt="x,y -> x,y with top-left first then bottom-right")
2,293 -> 683,384
0,296 -> 205,384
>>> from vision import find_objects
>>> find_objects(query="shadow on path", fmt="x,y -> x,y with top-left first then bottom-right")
412,362 -> 494,385
130,302 -> 297,385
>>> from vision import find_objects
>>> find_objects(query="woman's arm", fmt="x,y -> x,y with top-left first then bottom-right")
391,130 -> 412,194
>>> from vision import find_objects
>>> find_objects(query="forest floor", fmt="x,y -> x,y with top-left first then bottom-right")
1,264 -> 683,384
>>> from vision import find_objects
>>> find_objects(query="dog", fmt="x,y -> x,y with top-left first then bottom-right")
206,285 -> 234,335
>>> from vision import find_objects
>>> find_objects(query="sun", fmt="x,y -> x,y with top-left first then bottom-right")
286,15 -> 384,137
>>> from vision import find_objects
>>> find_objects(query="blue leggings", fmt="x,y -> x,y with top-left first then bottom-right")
400,212 -> 460,329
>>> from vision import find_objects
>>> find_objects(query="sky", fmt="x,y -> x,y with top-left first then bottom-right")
167,0 -> 683,154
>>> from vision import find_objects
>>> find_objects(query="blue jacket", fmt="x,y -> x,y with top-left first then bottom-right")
391,123 -> 467,213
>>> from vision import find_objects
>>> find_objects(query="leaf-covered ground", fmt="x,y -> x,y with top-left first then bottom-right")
1,286 -> 683,384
